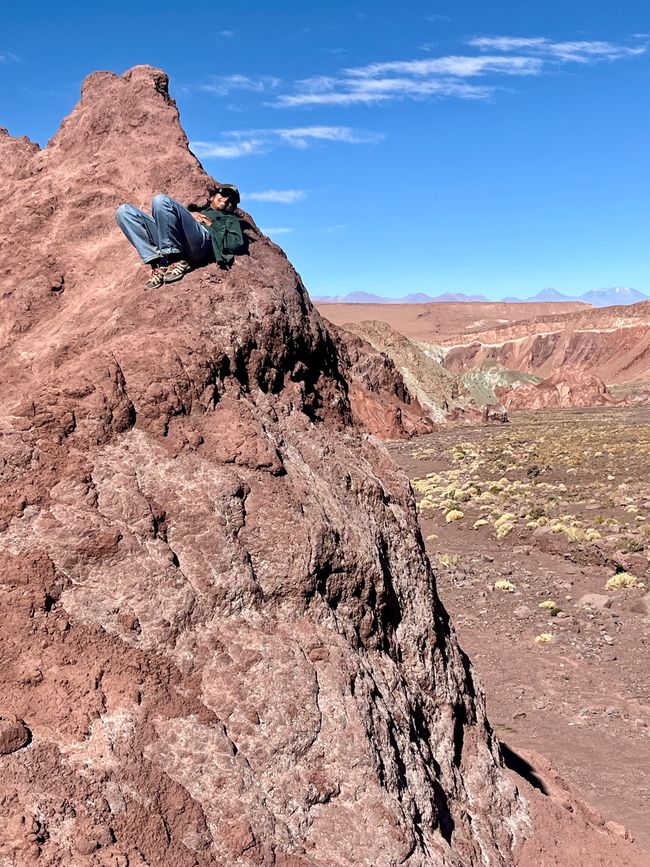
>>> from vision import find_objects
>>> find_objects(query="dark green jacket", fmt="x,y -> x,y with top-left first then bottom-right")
201,209 -> 244,267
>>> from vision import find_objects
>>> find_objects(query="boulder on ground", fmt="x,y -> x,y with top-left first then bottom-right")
0,715 -> 30,755
631,593 -> 650,616
577,593 -> 613,611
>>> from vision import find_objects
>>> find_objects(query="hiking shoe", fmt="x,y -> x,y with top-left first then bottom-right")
163,259 -> 191,284
144,265 -> 167,290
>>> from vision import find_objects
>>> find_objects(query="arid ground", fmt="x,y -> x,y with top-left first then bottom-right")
316,300 -> 587,342
390,406 -> 650,851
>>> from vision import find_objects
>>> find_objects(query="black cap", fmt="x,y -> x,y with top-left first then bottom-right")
209,183 -> 240,205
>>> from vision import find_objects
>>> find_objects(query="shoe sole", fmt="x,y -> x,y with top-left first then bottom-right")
163,270 -> 191,284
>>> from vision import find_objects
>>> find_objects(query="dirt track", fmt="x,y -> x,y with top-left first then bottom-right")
390,406 -> 650,851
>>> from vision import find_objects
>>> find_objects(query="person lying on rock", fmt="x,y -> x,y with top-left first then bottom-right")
115,184 -> 244,289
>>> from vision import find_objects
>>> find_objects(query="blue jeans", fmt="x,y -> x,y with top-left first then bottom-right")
115,194 -> 213,264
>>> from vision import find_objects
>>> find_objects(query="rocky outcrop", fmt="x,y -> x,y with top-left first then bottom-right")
0,66 -> 530,866
342,321 -> 464,419
329,325 -> 434,439
339,320 -> 508,424
460,361 -> 542,406
497,368 -> 621,411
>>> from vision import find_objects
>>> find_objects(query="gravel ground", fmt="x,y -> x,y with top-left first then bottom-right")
390,406 -> 650,850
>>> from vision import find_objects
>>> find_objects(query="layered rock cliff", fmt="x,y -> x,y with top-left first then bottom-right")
0,66 -> 527,866
441,304 -> 650,387
337,320 -> 509,424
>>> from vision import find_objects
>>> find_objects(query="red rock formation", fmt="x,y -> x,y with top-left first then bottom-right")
0,66 -> 646,867
497,368 -> 621,411
329,325 -> 434,438
336,320 -> 509,426
442,304 -> 650,386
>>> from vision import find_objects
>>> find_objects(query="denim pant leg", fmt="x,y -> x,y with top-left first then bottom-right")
151,195 -> 213,262
115,204 -> 161,264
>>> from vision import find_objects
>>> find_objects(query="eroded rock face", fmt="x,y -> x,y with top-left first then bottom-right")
338,319 -> 510,425
441,304 -> 650,387
329,324 -> 434,438
0,66 -> 532,865
497,368 -> 620,410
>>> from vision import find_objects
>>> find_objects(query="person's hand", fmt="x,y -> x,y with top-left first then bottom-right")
193,213 -> 212,227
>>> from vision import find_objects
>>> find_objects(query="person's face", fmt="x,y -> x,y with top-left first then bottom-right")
210,192 -> 230,211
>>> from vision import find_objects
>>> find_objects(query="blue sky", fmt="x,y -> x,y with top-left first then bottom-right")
2,1 -> 649,299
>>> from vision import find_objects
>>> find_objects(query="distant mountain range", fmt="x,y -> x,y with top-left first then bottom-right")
313,287 -> 650,308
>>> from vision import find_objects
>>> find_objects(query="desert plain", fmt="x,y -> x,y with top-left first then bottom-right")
393,407 -> 650,849
317,299 -> 650,853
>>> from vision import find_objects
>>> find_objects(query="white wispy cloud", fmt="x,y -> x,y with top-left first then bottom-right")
346,55 -> 542,77
191,126 -> 383,159
274,125 -> 383,144
219,29 -> 235,37
272,36 -> 647,108
246,189 -> 306,203
200,74 -> 281,96
192,140 -> 261,158
262,227 -> 294,235
468,36 -> 648,63
274,73 -> 494,106
0,50 -> 19,62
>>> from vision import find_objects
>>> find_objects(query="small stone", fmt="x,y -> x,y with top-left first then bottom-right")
605,820 -> 632,840
577,593 -> 612,611
0,714 -> 30,755
74,836 -> 99,855
513,605 -> 531,619
631,592 -> 650,616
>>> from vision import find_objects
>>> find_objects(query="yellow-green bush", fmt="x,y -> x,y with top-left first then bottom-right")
605,572 -> 640,591
445,509 -> 464,524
